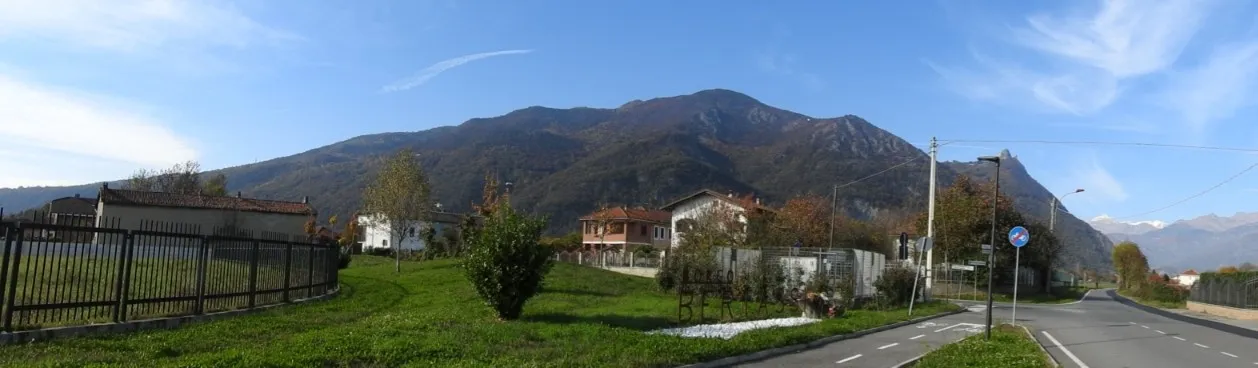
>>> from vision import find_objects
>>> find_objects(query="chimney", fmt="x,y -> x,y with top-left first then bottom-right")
302,196 -> 309,204
102,182 -> 109,190
727,191 -> 734,198
236,191 -> 242,198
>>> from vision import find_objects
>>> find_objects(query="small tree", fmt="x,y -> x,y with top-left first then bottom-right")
362,148 -> 433,273
462,201 -> 553,320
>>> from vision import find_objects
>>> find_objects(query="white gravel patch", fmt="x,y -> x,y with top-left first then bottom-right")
646,317 -> 822,339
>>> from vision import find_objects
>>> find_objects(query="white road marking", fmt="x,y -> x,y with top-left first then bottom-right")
836,354 -> 862,364
934,322 -> 984,333
1042,331 -> 1090,368
1141,325 -> 1150,329
1223,352 -> 1239,358
1129,322 -> 1136,324
1173,336 -> 1186,341
1155,330 -> 1165,334
910,334 -> 925,340
878,343 -> 899,350
934,323 -> 964,332
1195,343 -> 1210,348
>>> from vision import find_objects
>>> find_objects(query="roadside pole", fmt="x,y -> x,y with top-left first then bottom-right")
1009,226 -> 1030,326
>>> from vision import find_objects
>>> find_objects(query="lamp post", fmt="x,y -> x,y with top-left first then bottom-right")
1048,188 -> 1083,291
978,155 -> 1001,340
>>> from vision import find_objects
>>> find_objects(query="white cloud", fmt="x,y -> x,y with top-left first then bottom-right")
1066,156 -> 1128,203
930,0 -> 1214,117
0,73 -> 198,187
381,49 -> 535,93
0,0 -> 301,53
756,51 -> 824,90
1160,42 -> 1258,134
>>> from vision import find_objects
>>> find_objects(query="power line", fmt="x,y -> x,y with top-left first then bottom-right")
1113,160 -> 1258,220
834,156 -> 924,190
939,139 -> 1258,154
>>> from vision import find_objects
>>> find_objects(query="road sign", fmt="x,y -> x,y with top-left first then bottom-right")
980,244 -> 992,255
951,264 -> 975,271
1009,226 -> 1030,248
916,237 -> 933,252
968,260 -> 987,266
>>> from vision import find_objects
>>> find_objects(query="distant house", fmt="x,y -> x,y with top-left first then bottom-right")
358,211 -> 464,252
95,183 -> 315,238
41,194 -> 98,242
659,189 -> 773,248
579,207 -> 672,251
1175,269 -> 1200,287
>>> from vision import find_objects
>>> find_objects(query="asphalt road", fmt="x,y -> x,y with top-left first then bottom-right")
735,306 -> 990,367
736,289 -> 1258,367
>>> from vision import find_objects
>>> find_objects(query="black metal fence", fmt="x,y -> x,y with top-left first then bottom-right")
1189,275 -> 1258,309
0,215 -> 339,333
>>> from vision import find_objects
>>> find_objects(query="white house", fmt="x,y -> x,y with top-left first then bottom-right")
658,189 -> 770,248
358,211 -> 463,251
1175,269 -> 1200,287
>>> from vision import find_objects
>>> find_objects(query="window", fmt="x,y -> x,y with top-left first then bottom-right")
608,222 -> 625,234
409,227 -> 416,236
640,224 -> 648,236
676,219 -> 698,233
382,239 -> 388,247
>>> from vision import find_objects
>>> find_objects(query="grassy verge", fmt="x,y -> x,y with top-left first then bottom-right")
936,286 -> 1088,304
1117,289 -> 1187,309
0,255 -> 960,367
914,324 -> 1052,368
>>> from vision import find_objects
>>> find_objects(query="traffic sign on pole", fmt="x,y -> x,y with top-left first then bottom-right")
1007,226 -> 1030,325
1008,226 -> 1030,248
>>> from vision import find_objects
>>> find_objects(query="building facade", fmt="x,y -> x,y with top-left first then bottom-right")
358,211 -> 463,252
41,194 -> 98,242
579,207 -> 672,250
659,189 -> 770,248
95,184 -> 315,239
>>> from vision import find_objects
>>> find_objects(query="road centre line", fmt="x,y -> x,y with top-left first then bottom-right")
1173,336 -> 1186,341
910,334 -> 925,340
878,343 -> 899,350
1195,343 -> 1209,348
836,354 -> 862,364
1223,352 -> 1238,358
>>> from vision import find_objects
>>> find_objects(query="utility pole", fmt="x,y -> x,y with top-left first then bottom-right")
829,184 -> 837,251
924,137 -> 938,300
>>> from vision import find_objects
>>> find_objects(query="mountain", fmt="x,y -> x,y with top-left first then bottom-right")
942,150 -> 1115,272
1098,212 -> 1258,270
0,89 -> 1113,270
1089,215 -> 1166,236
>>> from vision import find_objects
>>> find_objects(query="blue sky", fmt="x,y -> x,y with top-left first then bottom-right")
2,0 -> 1257,225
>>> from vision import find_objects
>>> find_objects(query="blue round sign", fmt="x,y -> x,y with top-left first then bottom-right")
1008,226 -> 1030,248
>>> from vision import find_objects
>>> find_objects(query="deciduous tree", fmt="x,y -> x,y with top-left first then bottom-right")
1240,262 -> 1257,271
124,161 -> 230,196
1218,265 -> 1240,274
362,148 -> 433,273
1112,241 -> 1149,291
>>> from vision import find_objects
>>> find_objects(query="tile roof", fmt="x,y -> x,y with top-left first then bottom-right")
658,189 -> 775,213
580,207 -> 672,224
1181,269 -> 1198,276
99,187 -> 315,216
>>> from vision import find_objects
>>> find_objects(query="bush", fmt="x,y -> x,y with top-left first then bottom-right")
462,203 -> 553,320
1135,281 -> 1189,305
656,256 -> 681,292
731,256 -> 786,303
872,266 -> 920,308
338,251 -> 352,269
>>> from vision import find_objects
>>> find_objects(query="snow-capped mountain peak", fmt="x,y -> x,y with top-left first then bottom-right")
1088,214 -> 1166,235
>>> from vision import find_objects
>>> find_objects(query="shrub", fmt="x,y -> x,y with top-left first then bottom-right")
1135,280 -> 1189,305
462,203 -> 553,320
873,266 -> 919,308
656,256 -> 681,292
338,251 -> 352,269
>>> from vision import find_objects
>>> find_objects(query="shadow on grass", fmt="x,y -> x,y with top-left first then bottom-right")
540,288 -> 616,297
523,313 -> 675,330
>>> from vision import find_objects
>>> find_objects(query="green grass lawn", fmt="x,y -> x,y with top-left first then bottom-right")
935,286 -> 1088,304
914,324 -> 1052,368
0,255 -> 960,367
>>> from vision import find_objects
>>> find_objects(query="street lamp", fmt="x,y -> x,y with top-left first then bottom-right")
978,155 -> 1001,340
1049,189 -> 1084,232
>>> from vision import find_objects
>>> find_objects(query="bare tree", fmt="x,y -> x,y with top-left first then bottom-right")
124,161 -> 228,196
362,148 -> 433,273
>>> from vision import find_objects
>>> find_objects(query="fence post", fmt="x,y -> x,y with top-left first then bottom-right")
193,236 -> 209,315
113,232 -> 136,323
248,240 -> 259,308
283,242 -> 293,302
2,225 -> 24,332
307,242 -> 315,297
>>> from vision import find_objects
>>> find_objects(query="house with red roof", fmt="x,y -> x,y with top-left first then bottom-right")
1175,269 -> 1200,287
579,206 -> 673,251
658,189 -> 774,248
95,183 -> 316,239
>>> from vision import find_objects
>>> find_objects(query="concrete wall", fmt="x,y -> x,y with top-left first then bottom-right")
1187,301 -> 1258,320
97,203 -> 307,237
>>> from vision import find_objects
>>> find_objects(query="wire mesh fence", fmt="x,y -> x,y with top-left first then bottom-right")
0,213 -> 339,333
1189,276 -> 1258,309
554,250 -> 663,269
709,246 -> 888,299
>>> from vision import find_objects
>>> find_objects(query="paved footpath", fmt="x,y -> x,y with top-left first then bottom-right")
735,306 -> 989,367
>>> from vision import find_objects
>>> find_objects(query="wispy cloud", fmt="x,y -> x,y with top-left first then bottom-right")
1066,155 -> 1128,203
756,50 -> 823,90
381,49 -> 535,93
0,0 -> 301,53
0,72 -> 198,187
1160,41 -> 1258,134
929,1 -> 1223,124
